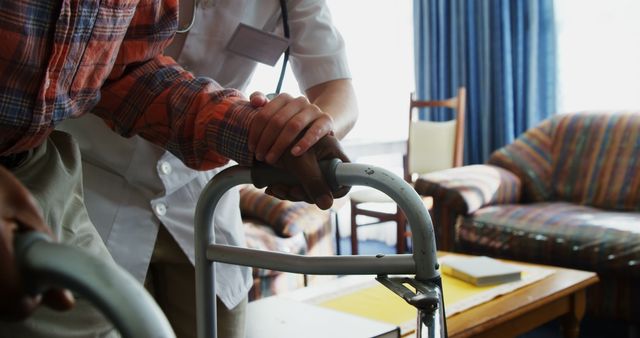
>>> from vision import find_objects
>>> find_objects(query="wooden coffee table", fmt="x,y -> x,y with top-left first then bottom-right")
249,253 -> 598,338
445,257 -> 598,338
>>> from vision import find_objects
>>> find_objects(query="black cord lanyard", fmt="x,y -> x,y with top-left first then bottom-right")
274,0 -> 290,95
179,0 -> 290,97
176,0 -> 197,34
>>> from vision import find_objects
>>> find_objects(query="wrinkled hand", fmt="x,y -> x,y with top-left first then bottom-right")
262,134 -> 350,210
248,92 -> 335,165
0,166 -> 74,321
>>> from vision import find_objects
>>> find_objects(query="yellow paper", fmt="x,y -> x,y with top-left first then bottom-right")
318,269 -> 546,330
320,283 -> 415,326
319,274 -> 495,326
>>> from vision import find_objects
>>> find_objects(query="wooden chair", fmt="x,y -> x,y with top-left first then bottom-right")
349,88 -> 466,254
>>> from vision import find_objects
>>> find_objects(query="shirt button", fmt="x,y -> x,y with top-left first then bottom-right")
154,203 -> 167,216
160,162 -> 172,175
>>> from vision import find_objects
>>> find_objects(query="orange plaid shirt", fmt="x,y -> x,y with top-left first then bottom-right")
0,0 -> 256,169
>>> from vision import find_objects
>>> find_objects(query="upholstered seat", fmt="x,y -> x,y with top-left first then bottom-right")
458,202 -> 640,274
414,112 -> 640,322
239,186 -> 334,300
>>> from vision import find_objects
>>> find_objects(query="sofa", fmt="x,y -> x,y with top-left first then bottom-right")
413,112 -> 640,322
239,186 -> 335,300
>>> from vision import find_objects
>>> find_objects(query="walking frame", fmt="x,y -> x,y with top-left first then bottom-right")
196,159 -> 446,338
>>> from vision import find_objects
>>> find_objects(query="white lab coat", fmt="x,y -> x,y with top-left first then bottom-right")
58,0 -> 350,309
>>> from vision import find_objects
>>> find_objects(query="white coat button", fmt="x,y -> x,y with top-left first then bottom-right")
154,203 -> 167,216
160,162 -> 172,175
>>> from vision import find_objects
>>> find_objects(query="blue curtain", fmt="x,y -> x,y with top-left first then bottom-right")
413,0 -> 557,164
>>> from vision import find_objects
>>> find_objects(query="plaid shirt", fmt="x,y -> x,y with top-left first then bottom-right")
0,0 -> 255,169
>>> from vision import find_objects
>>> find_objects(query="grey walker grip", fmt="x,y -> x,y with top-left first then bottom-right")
250,159 -> 342,192
250,163 -> 299,188
14,232 -> 176,338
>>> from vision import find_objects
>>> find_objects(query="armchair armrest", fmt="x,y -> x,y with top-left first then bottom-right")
239,186 -> 334,300
412,165 -> 522,251
413,164 -> 522,214
240,186 -> 330,241
239,186 -> 309,238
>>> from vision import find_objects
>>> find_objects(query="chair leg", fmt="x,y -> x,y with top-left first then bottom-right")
401,211 -> 411,252
329,209 -> 341,255
350,203 -> 359,255
396,222 -> 404,254
395,208 -> 406,254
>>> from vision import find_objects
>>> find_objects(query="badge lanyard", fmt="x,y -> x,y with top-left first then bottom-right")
176,0 -> 290,98
274,0 -> 290,97
176,0 -> 197,34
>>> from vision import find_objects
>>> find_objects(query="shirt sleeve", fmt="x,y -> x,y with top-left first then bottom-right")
287,0 -> 352,92
93,0 -> 255,170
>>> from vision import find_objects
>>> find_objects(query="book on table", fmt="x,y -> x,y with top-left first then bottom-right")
440,256 -> 522,286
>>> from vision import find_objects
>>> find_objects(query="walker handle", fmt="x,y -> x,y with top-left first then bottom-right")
250,160 -> 341,192
248,159 -> 438,280
15,232 -> 176,338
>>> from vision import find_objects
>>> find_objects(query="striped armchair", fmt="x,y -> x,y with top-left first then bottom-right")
239,186 -> 334,300
414,112 -> 640,322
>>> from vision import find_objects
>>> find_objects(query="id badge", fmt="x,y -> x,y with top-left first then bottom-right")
226,23 -> 289,66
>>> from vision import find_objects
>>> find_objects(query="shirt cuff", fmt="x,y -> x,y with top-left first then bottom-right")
207,100 -> 256,167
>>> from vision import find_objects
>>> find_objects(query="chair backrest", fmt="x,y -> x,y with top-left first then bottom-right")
405,87 -> 466,182
489,112 -> 640,212
548,112 -> 640,211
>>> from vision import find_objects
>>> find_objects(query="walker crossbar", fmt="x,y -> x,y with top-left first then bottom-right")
195,159 -> 446,338
207,244 -> 416,275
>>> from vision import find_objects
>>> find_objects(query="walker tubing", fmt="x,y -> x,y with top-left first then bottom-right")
195,159 -> 446,338
14,232 -> 175,338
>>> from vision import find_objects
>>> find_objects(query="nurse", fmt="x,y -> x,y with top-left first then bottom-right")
58,1 -> 358,337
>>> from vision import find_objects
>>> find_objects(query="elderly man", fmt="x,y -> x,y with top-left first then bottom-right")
0,1 -> 349,337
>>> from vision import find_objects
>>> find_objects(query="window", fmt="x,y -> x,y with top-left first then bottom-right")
556,0 -> 640,112
246,0 -> 415,143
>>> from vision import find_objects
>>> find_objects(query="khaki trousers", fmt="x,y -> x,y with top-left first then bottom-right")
146,226 -> 248,338
0,131 -> 247,338
0,132 -> 119,338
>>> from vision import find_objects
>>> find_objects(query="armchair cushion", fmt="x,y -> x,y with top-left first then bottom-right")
457,202 -> 640,276
425,112 -> 640,322
414,164 -> 522,215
